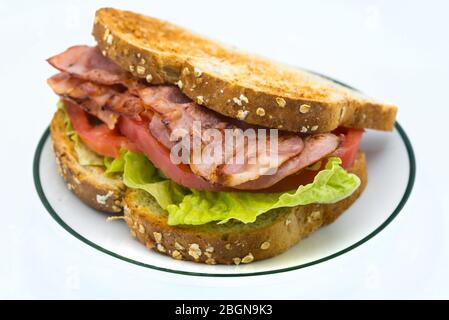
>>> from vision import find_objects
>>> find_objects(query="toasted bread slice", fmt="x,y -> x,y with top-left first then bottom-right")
92,7 -> 397,133
123,152 -> 367,265
51,107 -> 367,265
50,109 -> 125,213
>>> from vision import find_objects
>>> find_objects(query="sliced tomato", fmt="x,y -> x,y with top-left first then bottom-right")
65,100 -> 135,158
333,127 -> 364,168
118,116 -> 228,191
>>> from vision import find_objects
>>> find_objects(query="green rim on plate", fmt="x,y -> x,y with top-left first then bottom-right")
33,75 -> 416,277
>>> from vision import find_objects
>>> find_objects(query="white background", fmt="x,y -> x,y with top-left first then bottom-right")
1,0 -> 448,299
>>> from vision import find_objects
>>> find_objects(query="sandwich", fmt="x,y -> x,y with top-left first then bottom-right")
46,8 -> 397,265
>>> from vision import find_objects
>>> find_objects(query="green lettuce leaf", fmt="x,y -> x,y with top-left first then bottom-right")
57,100 -> 74,135
115,151 -> 188,209
104,151 -> 125,176
166,157 -> 360,225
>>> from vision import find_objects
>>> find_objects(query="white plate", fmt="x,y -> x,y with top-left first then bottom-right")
34,122 -> 414,277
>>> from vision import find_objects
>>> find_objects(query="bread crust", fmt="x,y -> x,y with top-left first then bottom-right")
92,7 -> 397,133
50,110 -> 125,213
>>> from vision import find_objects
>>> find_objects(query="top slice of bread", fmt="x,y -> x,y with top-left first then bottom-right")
92,7 -> 397,133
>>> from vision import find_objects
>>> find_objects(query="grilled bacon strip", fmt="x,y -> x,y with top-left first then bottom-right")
47,45 -> 340,190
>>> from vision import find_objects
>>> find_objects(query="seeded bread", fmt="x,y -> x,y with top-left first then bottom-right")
123,152 -> 367,265
50,109 -> 125,213
92,7 -> 397,133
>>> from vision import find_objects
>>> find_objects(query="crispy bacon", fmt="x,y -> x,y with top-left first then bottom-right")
47,45 -> 127,85
232,134 -> 340,190
48,73 -> 119,129
138,87 -> 306,186
47,45 -> 341,190
47,72 -> 145,128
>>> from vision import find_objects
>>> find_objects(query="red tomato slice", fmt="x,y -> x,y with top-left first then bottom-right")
333,127 -> 364,168
65,100 -> 135,158
117,116 -> 228,191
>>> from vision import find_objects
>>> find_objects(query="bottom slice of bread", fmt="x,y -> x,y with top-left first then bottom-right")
50,109 -> 367,265
50,109 -> 125,213
123,153 -> 366,265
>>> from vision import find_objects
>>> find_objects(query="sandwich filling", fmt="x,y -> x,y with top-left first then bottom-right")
48,45 -> 363,225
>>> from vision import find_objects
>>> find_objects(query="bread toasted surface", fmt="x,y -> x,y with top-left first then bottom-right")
93,7 -> 397,133
123,152 -> 367,265
50,107 -> 367,265
50,109 -> 125,213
